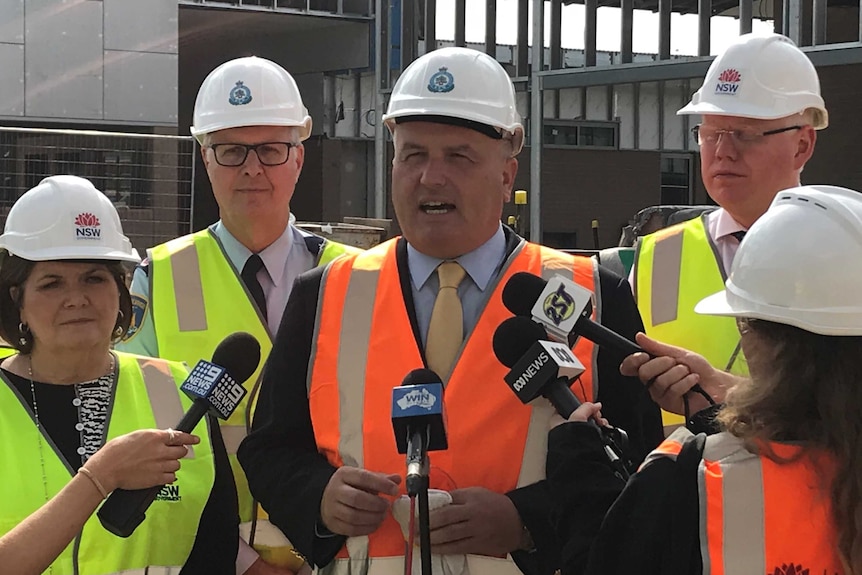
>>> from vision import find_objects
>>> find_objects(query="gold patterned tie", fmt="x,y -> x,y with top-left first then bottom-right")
425,261 -> 467,378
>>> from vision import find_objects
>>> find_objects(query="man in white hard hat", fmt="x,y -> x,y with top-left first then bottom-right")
240,47 -> 662,575
625,33 -> 828,432
117,56 -> 358,574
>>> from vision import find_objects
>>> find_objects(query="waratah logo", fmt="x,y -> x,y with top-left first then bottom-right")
718,69 -> 742,82
74,212 -> 101,239
74,213 -> 100,227
715,68 -> 742,95
772,564 -> 809,575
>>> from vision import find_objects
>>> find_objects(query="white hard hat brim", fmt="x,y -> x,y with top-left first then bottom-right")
1,246 -> 141,264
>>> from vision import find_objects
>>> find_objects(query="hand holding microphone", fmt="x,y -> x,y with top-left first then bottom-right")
502,272 -> 717,419
492,317 -> 630,479
97,332 -> 261,537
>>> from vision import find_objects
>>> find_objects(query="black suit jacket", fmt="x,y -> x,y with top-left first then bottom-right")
238,231 -> 662,574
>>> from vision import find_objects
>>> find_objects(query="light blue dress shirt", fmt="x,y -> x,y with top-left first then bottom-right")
117,220 -> 315,357
407,224 -> 507,346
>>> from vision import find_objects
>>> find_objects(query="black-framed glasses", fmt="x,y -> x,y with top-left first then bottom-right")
209,142 -> 295,167
691,125 -> 803,147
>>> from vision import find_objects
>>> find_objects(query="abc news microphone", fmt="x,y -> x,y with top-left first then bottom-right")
98,332 -> 261,537
503,271 -> 715,408
492,316 -> 586,417
390,369 -> 448,497
493,317 -> 630,479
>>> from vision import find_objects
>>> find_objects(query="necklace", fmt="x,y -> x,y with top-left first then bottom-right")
27,352 -> 117,489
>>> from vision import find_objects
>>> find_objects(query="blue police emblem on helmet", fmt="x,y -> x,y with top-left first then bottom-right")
228,81 -> 253,106
427,67 -> 455,93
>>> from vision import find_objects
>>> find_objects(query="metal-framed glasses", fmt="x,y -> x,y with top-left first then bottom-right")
209,142 -> 295,167
691,125 -> 803,147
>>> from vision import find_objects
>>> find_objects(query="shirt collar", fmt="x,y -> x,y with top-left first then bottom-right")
407,225 -> 506,291
210,219 -> 294,286
711,208 -> 748,241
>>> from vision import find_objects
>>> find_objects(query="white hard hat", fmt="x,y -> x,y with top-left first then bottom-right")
696,185 -> 862,335
678,33 -> 828,130
383,47 -> 524,155
0,175 -> 140,263
190,56 -> 313,143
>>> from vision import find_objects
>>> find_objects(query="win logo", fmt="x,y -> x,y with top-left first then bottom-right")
74,212 -> 101,240
155,484 -> 181,502
714,68 -> 742,95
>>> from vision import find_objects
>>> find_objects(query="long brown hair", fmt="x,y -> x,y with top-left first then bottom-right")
719,319 -> 862,573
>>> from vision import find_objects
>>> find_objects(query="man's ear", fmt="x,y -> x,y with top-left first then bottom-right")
502,157 -> 519,202
793,126 -> 817,171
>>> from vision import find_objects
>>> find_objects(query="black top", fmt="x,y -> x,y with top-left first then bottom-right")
547,422 -> 703,575
3,367 -> 238,575
238,231 -> 664,575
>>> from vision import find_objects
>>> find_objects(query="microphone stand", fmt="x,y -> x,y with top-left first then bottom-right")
406,435 -> 433,575
417,458 -> 432,575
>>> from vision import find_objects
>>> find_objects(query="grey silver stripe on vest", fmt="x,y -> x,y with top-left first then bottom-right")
698,433 -> 765,575
650,228 -> 684,326
167,242 -> 208,332
137,357 -> 195,459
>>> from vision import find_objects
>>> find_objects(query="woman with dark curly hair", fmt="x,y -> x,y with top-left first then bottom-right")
549,184 -> 862,575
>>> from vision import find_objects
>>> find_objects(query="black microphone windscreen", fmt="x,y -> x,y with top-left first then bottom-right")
501,272 -> 546,317
401,368 -> 442,387
211,332 -> 261,385
492,316 -> 547,368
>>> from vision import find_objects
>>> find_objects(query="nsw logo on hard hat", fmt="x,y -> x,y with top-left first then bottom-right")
428,67 -> 455,93
715,69 -> 742,95
74,212 -> 101,240
228,81 -> 253,106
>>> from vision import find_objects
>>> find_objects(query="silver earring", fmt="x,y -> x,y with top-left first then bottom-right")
18,322 -> 30,347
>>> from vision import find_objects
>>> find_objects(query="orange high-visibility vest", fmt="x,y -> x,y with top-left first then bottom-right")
645,429 -> 843,574
308,237 -> 599,575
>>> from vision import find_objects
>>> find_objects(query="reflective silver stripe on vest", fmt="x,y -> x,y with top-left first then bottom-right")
114,567 -> 183,575
316,554 -> 526,575
168,242 -> 208,332
221,424 -> 248,456
650,228 -> 684,326
137,357 -> 194,458
698,433 -> 765,575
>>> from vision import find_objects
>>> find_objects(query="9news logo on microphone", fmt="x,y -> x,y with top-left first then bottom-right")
181,360 -> 246,420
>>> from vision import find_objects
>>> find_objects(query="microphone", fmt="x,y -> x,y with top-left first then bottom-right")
391,369 -> 448,496
492,316 -> 585,418
492,317 -> 630,479
503,272 -> 640,357
503,271 -> 715,413
98,332 -> 261,537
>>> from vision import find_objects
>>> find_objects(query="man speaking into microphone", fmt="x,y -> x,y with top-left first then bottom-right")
239,47 -> 661,575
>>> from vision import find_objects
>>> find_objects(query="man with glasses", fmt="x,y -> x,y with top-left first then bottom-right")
117,56 -> 358,575
625,33 -> 827,433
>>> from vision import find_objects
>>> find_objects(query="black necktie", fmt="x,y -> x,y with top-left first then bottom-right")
731,231 -> 746,243
241,254 -> 267,322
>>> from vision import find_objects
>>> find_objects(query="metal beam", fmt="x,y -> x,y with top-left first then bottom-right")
373,0 -> 389,218
551,0 -> 562,69
585,0 -> 598,67
425,0 -> 436,51
812,0 -> 826,45
659,0 -> 671,60
621,0 -> 633,64
530,0 -> 544,243
517,0 -> 529,76
539,43 -> 862,91
485,0 -> 496,57
698,0 -> 710,56
773,0 -> 783,34
402,0 -> 416,66
455,0 -> 466,46
739,0 -> 752,34
786,0 -> 802,44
